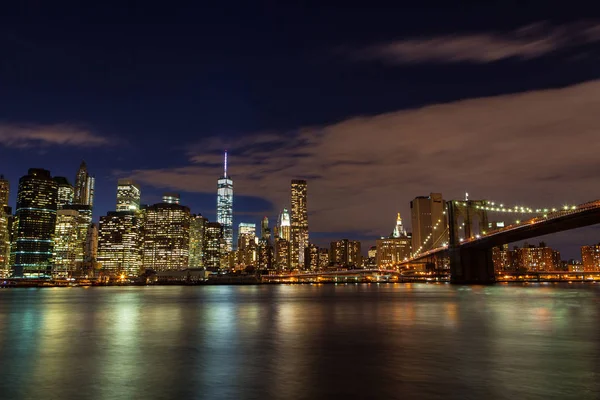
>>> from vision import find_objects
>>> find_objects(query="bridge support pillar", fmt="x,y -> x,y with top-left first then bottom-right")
450,246 -> 495,284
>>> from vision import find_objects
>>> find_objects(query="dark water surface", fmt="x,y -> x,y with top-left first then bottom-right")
1,283 -> 599,400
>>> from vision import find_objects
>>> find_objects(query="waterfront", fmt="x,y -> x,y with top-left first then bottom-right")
0,284 -> 599,399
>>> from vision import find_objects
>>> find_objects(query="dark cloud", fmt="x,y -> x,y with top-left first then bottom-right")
0,123 -> 110,148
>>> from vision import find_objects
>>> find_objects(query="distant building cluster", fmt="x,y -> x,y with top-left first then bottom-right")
1,159 -> 595,280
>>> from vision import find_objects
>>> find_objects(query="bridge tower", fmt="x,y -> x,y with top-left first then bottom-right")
447,200 -> 495,284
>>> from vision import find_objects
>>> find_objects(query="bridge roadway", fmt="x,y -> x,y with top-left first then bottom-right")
401,199 -> 600,284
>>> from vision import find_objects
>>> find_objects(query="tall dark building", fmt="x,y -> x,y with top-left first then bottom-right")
204,222 -> 224,270
0,175 -> 10,275
74,161 -> 95,207
12,169 -> 58,277
291,179 -> 308,268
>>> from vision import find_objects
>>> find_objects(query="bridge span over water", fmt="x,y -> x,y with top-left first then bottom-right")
399,199 -> 600,284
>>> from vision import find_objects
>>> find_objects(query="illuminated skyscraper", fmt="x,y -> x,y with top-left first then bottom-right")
275,237 -> 290,270
116,179 -> 141,211
581,243 -> 600,272
98,211 -> 142,276
291,180 -> 308,267
189,214 -> 207,268
0,175 -> 10,275
53,209 -> 81,277
74,161 -> 95,207
204,222 -> 224,269
392,213 -> 406,238
217,151 -> 234,251
376,236 -> 411,269
54,177 -> 74,209
142,196 -> 191,271
238,223 -> 256,244
0,175 -> 9,207
12,169 -> 58,277
278,209 -> 291,241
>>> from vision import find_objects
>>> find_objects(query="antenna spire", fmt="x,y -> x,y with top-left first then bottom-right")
224,150 -> 228,178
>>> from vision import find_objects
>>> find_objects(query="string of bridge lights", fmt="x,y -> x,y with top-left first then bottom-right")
456,201 -> 578,214
411,218 -> 448,257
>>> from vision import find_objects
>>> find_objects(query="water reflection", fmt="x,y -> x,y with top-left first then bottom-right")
0,284 -> 599,399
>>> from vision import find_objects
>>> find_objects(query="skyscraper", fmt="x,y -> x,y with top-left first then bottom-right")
98,211 -> 143,276
0,175 -> 9,207
54,177 -> 74,209
116,179 -> 141,211
74,161 -> 95,207
217,151 -> 233,251
12,169 -> 58,277
189,214 -> 208,268
278,209 -> 291,241
0,175 -> 10,275
392,213 -> 406,238
142,196 -> 191,271
204,222 -> 224,269
410,193 -> 447,255
53,209 -> 81,277
290,180 -> 308,268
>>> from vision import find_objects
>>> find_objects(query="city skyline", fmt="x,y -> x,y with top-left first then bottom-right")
3,4 -> 600,258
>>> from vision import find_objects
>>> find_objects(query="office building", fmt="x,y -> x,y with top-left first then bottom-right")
54,177 -> 74,209
74,161 -> 95,207
257,238 -> 273,270
204,222 -> 224,269
376,237 -> 412,269
290,179 -> 308,268
330,239 -> 362,267
0,175 -> 10,275
278,209 -> 291,241
97,211 -> 142,276
275,238 -> 291,270
304,243 -> 319,270
189,214 -> 207,268
493,242 -> 561,273
142,197 -> 191,271
116,179 -> 141,211
581,243 -> 600,272
318,248 -> 330,269
410,193 -> 447,254
53,209 -> 81,277
217,151 -> 234,251
162,193 -> 180,204
12,169 -> 58,277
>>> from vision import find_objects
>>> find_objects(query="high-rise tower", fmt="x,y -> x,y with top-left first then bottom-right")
217,151 -> 233,251
12,169 -> 58,277
54,177 -> 74,209
278,209 -> 291,241
116,179 -> 141,211
410,193 -> 447,254
290,180 -> 308,268
74,161 -> 95,207
0,175 -> 10,275
261,216 -> 270,241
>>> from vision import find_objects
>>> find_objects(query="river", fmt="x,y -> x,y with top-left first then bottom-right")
0,283 -> 599,399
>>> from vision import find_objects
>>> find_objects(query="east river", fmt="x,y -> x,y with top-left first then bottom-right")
0,284 -> 599,399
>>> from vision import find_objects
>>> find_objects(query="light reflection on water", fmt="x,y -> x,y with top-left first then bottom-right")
0,284 -> 599,399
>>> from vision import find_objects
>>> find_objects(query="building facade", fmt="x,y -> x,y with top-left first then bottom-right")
74,161 -> 95,207
581,243 -> 600,272
376,237 -> 411,269
278,209 -> 291,241
54,177 -> 74,209
410,193 -> 447,255
53,209 -> 81,277
97,211 -> 142,276
330,239 -> 362,267
142,198 -> 191,271
0,175 -> 10,276
290,180 -> 308,268
116,179 -> 141,212
204,222 -> 224,269
217,152 -> 233,251
12,169 -> 58,277
189,214 -> 207,268
275,238 -> 291,270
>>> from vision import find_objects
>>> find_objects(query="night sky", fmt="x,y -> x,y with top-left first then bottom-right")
2,1 -> 600,258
